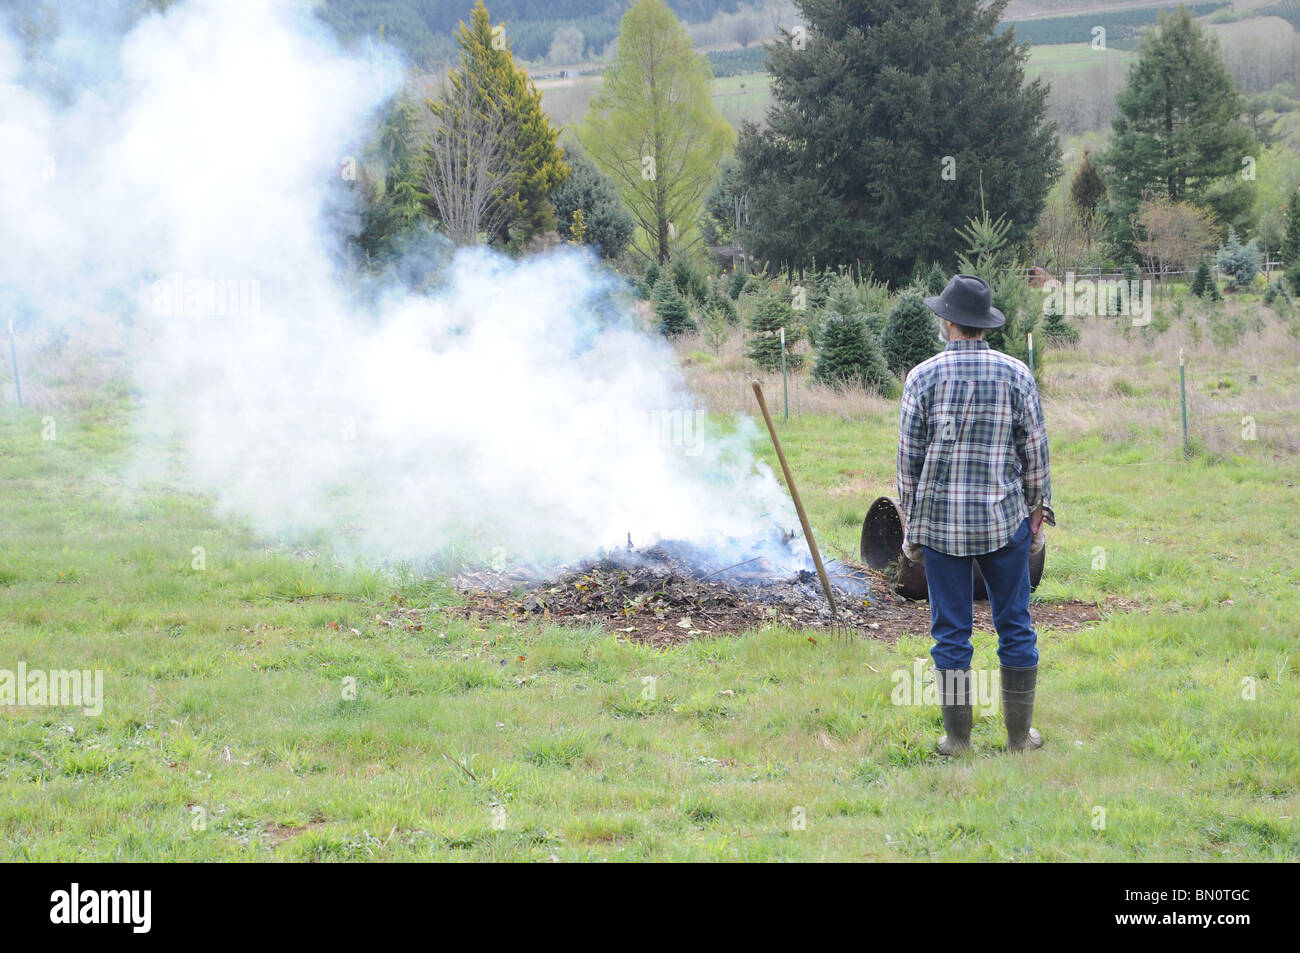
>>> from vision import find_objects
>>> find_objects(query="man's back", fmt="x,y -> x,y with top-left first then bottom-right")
897,339 -> 1052,557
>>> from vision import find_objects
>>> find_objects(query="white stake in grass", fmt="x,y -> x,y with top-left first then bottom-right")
7,316 -> 20,409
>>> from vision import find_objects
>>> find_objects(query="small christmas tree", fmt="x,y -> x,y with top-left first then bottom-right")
1190,258 -> 1212,297
1216,227 -> 1261,288
811,277 -> 896,393
706,285 -> 737,324
1041,301 -> 1079,346
813,312 -> 897,395
924,263 -> 948,296
1286,258 -> 1300,298
880,290 -> 942,377
671,258 -> 710,306
653,274 -> 695,336
1190,259 -> 1222,301
745,288 -> 798,371
727,269 -> 748,299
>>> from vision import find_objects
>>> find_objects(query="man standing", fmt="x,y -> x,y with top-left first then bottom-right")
897,274 -> 1055,756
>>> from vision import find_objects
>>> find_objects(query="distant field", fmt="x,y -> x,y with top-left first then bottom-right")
1025,41 -> 1137,77
710,73 -> 771,128
537,71 -> 772,132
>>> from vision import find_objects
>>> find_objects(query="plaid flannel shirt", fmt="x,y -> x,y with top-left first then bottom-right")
897,339 -> 1055,557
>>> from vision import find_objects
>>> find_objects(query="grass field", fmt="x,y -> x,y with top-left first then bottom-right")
0,292 -> 1297,861
539,45 -> 1128,134
1025,40 -> 1137,76
709,73 -> 772,127
536,71 -> 772,131
537,45 -> 1126,137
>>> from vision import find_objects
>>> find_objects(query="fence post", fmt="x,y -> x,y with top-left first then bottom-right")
1179,348 -> 1189,457
779,326 -> 789,422
7,317 -> 20,409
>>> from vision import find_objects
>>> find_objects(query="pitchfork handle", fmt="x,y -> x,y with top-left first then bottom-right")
751,380 -> 839,619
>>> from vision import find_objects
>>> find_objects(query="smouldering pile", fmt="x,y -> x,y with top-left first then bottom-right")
453,538 -> 903,642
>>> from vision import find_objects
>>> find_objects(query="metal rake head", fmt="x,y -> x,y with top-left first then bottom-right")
826,603 -> 856,643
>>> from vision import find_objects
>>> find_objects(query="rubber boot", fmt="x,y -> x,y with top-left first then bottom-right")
935,668 -> 973,756
1001,664 -> 1044,752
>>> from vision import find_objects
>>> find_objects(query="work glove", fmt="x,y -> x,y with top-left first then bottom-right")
1030,526 -> 1046,556
902,536 -> 924,564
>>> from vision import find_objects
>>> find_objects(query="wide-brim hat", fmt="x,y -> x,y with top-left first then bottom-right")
924,273 -> 1005,329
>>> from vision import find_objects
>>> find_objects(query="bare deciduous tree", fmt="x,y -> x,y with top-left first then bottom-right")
1132,193 -> 1218,282
732,13 -> 761,48
1033,182 -> 1106,276
421,80 -> 518,247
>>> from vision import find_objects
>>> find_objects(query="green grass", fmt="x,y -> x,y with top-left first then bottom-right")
1025,41 -> 1137,78
710,73 -> 771,127
1,349 -> 1297,860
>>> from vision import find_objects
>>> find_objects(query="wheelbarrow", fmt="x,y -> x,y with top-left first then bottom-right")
860,496 -> 1045,601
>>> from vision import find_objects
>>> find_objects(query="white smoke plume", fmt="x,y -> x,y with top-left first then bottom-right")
1,0 -> 798,569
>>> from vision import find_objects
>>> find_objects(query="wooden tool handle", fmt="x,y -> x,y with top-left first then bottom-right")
751,380 -> 839,618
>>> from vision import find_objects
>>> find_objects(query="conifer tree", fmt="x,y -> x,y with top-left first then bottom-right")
880,291 -> 941,377
1098,7 -> 1254,245
653,274 -> 695,336
813,280 -> 896,393
441,2 -> 567,246
1041,301 -> 1079,346
746,288 -> 798,371
1190,258 -> 1214,298
734,0 -> 1058,284
552,144 -> 633,259
1281,190 -> 1300,266
1069,150 -> 1106,217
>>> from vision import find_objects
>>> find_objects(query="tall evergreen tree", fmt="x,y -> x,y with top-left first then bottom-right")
1069,150 -> 1107,217
355,96 -> 427,267
577,0 -> 734,264
734,0 -> 1058,285
1097,6 -> 1255,246
1281,189 -> 1300,266
441,1 -> 568,246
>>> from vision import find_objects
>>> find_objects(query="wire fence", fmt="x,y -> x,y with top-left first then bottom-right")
1022,262 -> 1284,282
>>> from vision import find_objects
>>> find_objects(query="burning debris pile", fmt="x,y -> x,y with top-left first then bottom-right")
452,533 -> 903,642
451,533 -> 1105,645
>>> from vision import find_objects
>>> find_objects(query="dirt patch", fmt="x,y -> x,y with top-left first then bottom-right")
262,820 -> 328,845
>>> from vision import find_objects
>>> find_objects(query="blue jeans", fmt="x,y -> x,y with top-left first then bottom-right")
922,518 -> 1038,670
